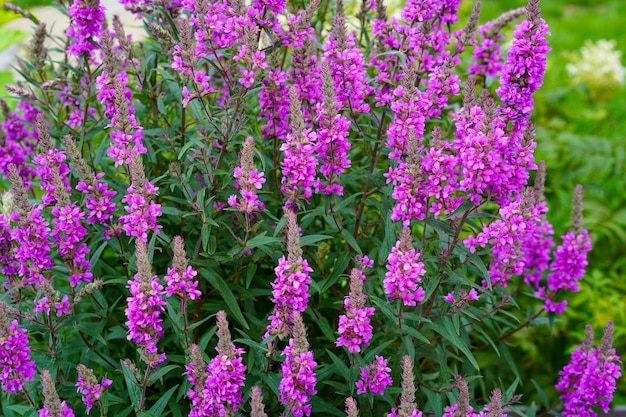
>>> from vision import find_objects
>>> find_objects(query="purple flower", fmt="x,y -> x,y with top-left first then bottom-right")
164,236 -> 201,300
75,173 -> 117,227
469,22 -> 505,79
11,206 -> 54,287
0,317 -> 36,394
280,126 -> 318,202
76,364 -> 112,414
496,2 -> 550,133
384,227 -> 426,306
186,312 -> 247,416
229,137 -> 266,212
356,356 -> 393,396
278,313 -> 316,417
322,15 -> 371,114
66,0 -> 105,59
556,323 -> 622,416
266,209 -> 312,339
336,267 -> 375,353
125,241 -> 166,367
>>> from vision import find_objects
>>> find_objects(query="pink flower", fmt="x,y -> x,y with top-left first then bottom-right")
356,356 -> 393,396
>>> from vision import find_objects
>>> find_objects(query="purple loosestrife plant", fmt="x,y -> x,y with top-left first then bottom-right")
355,355 -> 393,396
0,303 -> 36,395
278,312 -> 317,417
125,240 -> 166,367
0,0 -> 621,415
556,322 -> 622,417
75,364 -> 112,415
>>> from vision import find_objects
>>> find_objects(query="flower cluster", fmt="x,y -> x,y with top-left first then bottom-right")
8,164 -> 53,287
164,236 -> 201,300
279,313 -> 317,417
66,0 -> 105,59
465,191 -> 541,288
496,0 -> 550,132
266,209 -> 312,339
119,153 -> 162,242
556,322 -> 622,416
280,88 -> 318,203
536,185 -> 590,314
387,356 -> 422,417
322,11 -> 370,114
0,307 -> 36,394
443,288 -> 479,309
75,364 -> 112,415
566,39 -> 626,100
228,137 -> 266,213
314,63 -> 351,196
39,370 -> 75,417
384,227 -> 426,306
0,100 -> 38,183
125,240 -> 166,367
469,22 -> 505,79
356,356 -> 393,396
336,266 -> 375,353
186,313 -> 247,417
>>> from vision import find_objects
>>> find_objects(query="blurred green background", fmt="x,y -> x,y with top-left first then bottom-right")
1,0 -> 625,408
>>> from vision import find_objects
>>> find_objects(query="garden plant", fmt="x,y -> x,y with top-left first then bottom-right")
0,0 -> 622,416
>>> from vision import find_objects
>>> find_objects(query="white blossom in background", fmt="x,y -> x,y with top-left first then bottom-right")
566,39 -> 626,100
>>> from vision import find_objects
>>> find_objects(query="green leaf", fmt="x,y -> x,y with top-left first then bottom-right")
197,268 -> 249,329
147,365 -> 180,385
299,234 -> 333,247
120,360 -> 141,412
245,233 -> 283,249
431,317 -> 480,370
148,384 -> 178,416
340,228 -> 362,255
325,349 -> 351,381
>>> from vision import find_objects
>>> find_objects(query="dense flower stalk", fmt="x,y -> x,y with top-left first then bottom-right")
496,0 -> 550,133
0,303 -> 36,394
204,311 -> 247,416
66,0 -> 105,59
259,57 -> 290,140
119,152 -> 162,242
0,100 -> 39,183
228,136 -> 266,212
64,136 -> 117,231
465,190 -> 542,287
538,185 -> 591,313
164,236 -> 201,300
387,356 -> 422,417
266,208 -> 312,339
314,63 -> 351,196
521,161 -> 555,289
8,164 -> 53,287
39,370 -> 75,417
336,266 -> 375,353
356,356 -> 393,396
75,364 -> 112,414
345,397 -> 359,417
185,344 -> 209,417
279,312 -> 317,417
98,31 -> 146,166
125,240 -> 166,367
556,322 -> 622,416
249,386 -> 268,417
322,8 -> 370,114
280,87 -> 318,203
384,227 -> 426,306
